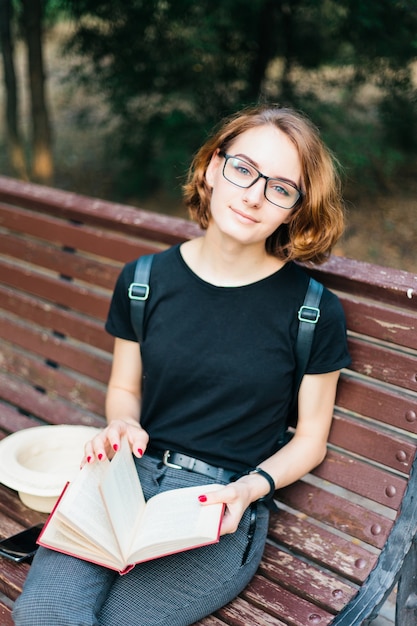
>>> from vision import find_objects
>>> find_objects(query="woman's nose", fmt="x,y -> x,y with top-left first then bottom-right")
242,178 -> 265,207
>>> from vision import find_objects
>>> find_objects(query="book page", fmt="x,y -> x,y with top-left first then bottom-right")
39,513 -> 123,570
99,436 -> 146,559
52,460 -> 121,558
129,483 -> 223,562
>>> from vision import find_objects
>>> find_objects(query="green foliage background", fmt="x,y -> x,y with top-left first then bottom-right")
4,0 -> 417,204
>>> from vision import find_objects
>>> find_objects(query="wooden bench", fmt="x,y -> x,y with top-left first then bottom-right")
1,173 -> 417,626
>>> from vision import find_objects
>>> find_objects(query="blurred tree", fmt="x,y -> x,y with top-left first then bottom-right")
21,0 -> 54,183
65,0 -> 416,198
0,0 -> 54,183
0,0 -> 28,179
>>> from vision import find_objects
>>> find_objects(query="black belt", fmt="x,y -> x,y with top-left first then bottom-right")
146,446 -> 237,482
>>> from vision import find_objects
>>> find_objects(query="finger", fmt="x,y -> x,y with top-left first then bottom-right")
127,427 -> 149,458
197,484 -> 237,506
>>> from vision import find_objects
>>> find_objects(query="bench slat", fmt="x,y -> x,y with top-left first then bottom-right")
309,256 -> 417,312
0,260 -> 110,320
313,449 -> 407,509
336,374 -> 417,434
277,481 -> 393,548
348,335 -> 417,393
0,404 -> 42,436
329,412 -> 416,473
0,230 -> 120,289
259,543 -> 357,612
217,595 -> 288,625
3,345 -> 106,416
340,295 -> 417,351
0,600 -> 14,626
241,573 -> 334,625
0,372 -> 104,429
0,176 -> 199,244
0,285 -> 113,352
0,202 -> 161,262
0,319 -> 111,384
268,510 -> 377,584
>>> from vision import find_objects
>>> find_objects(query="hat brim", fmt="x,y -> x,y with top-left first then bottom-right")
0,425 -> 101,512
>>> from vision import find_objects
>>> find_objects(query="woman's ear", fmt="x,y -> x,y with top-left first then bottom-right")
205,150 -> 222,188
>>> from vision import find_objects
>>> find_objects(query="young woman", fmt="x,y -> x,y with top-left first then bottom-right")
14,104 -> 350,626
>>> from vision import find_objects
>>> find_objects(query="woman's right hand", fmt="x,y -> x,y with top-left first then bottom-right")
82,419 -> 149,465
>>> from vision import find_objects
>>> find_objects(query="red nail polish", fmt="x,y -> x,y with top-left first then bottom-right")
87,456 -> 92,463
198,495 -> 207,503
113,443 -> 119,451
98,453 -> 103,460
137,448 -> 143,457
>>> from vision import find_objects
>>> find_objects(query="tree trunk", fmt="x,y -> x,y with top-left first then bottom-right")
21,0 -> 54,184
279,1 -> 297,103
0,0 -> 28,179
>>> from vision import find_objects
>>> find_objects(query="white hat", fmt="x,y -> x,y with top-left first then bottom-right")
0,425 -> 101,512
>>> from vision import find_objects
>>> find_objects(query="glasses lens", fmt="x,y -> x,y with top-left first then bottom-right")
224,156 -> 258,188
265,179 -> 300,209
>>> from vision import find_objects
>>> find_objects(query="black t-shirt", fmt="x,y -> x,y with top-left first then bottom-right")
105,245 -> 350,472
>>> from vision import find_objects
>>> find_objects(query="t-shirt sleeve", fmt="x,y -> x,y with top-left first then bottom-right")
305,288 -> 351,374
105,261 -> 139,342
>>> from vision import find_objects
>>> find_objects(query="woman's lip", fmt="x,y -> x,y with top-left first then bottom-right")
231,207 -> 259,223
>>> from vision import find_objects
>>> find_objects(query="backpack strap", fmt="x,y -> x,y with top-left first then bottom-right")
128,254 -> 154,343
292,277 -> 324,411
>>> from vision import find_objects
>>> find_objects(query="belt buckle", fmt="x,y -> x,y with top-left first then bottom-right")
163,450 -> 183,470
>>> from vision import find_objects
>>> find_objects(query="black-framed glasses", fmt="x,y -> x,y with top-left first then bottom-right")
219,151 -> 302,210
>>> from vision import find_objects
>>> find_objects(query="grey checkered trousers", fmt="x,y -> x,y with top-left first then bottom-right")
13,454 -> 269,626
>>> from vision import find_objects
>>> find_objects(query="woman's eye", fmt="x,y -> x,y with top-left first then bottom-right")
232,159 -> 253,177
271,182 -> 290,197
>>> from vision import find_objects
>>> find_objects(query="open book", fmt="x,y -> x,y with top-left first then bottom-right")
38,437 -> 224,573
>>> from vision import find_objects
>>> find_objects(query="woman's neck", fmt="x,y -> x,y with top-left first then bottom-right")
180,235 -> 286,287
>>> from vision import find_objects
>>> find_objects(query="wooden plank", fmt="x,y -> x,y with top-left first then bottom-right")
0,558 -> 30,602
0,202 -> 164,262
277,481 -> 393,549
0,231 -> 121,289
312,449 -> 407,509
195,616 -> 228,626
339,295 -> 417,350
3,345 -> 106,416
329,412 -> 417,474
0,318 -> 111,384
216,595 -> 288,626
0,485 -> 47,528
0,285 -> 113,353
241,574 -> 334,625
259,543 -> 357,613
336,375 -> 417,434
0,404 -> 44,436
0,175 -> 199,244
0,372 -> 105,429
348,336 -> 417,393
0,601 -> 14,626
0,259 -> 110,320
308,256 -> 417,312
268,510 -> 377,584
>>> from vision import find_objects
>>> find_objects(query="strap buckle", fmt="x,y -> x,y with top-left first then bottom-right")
298,305 -> 320,324
163,450 -> 183,470
128,282 -> 150,301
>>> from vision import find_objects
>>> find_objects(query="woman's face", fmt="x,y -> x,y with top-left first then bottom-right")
205,124 -> 302,248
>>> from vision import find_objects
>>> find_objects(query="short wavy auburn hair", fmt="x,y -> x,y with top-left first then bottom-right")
183,104 -> 345,264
